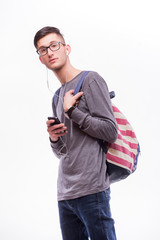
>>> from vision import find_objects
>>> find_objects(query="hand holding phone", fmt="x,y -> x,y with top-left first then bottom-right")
47,117 -> 67,142
48,117 -> 61,126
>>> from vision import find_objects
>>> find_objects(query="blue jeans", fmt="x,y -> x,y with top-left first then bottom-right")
58,188 -> 117,240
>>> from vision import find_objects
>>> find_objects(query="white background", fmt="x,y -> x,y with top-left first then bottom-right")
0,0 -> 160,239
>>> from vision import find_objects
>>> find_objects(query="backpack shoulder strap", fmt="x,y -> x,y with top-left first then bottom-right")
53,71 -> 115,107
109,91 -> 115,99
74,71 -> 115,99
73,71 -> 90,95
53,71 -> 90,107
53,87 -> 62,107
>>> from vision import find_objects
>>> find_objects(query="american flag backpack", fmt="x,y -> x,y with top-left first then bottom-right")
54,71 -> 140,183
105,103 -> 140,183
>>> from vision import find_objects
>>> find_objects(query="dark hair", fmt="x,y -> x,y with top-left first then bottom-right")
34,26 -> 65,48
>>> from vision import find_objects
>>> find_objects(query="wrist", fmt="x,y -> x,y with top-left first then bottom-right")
65,106 -> 76,119
49,137 -> 59,143
64,106 -> 72,112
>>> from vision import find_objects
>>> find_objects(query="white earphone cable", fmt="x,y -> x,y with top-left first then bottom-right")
46,63 -> 70,158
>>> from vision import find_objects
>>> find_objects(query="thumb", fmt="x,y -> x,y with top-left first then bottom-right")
68,89 -> 75,95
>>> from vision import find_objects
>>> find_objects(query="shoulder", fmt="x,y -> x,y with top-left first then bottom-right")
83,71 -> 108,90
86,71 -> 102,79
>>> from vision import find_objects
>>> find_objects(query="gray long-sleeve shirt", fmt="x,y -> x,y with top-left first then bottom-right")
50,71 -> 118,201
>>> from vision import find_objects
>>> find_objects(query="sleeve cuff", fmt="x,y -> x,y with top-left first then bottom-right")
49,137 -> 59,144
70,107 -> 88,128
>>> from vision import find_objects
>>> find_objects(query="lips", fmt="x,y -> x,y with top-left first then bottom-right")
49,58 -> 58,63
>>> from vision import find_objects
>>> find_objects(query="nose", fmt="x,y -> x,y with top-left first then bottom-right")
47,47 -> 54,56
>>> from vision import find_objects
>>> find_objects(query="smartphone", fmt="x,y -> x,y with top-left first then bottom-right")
48,117 -> 61,126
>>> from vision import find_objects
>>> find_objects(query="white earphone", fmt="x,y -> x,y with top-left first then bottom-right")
66,51 -> 69,56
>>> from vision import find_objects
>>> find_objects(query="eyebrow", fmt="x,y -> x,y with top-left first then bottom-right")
38,41 -> 57,49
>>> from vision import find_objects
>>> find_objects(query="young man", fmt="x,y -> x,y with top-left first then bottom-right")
34,26 -> 118,240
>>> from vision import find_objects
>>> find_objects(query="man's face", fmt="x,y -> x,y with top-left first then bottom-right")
37,33 -> 68,71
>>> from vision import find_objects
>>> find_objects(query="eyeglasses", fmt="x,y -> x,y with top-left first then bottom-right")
37,41 -> 66,56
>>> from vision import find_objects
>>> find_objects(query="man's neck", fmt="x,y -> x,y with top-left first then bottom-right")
53,62 -> 82,85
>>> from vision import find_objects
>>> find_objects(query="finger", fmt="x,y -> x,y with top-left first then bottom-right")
46,120 -> 55,126
47,125 -> 65,135
67,89 -> 74,95
54,123 -> 65,130
47,123 -> 64,130
54,131 -> 68,137
74,91 -> 84,100
50,128 -> 68,137
54,126 -> 67,134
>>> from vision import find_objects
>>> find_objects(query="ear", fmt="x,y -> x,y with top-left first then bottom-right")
39,56 -> 44,64
65,44 -> 71,55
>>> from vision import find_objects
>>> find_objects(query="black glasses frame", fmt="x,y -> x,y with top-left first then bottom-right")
37,41 -> 66,56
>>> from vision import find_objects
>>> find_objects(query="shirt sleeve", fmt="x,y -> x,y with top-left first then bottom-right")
50,137 -> 67,159
71,72 -> 118,143
50,98 -> 67,158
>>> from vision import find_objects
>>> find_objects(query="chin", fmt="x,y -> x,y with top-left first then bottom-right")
49,63 -> 65,72
50,66 -> 61,71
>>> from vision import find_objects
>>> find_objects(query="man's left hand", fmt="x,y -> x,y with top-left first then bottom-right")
63,89 -> 84,112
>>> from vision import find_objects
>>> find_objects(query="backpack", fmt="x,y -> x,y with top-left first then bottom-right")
53,71 -> 140,183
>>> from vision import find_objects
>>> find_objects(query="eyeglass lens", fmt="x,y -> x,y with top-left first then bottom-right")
38,42 -> 60,56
